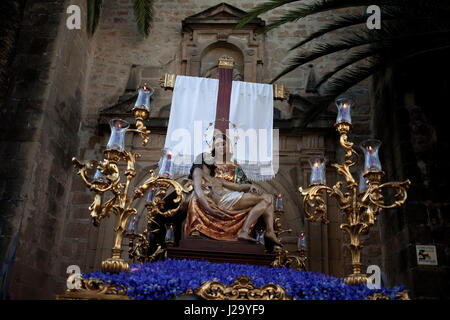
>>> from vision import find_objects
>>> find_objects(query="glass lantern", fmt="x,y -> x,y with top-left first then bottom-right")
358,171 -> 369,193
275,193 -> 283,211
256,228 -> 265,245
106,119 -> 129,152
134,85 -> 154,112
146,228 -> 152,245
309,157 -> 326,185
128,216 -> 137,233
146,187 -> 155,203
93,161 -> 108,184
164,223 -> 175,247
297,231 -> 307,250
335,96 -> 355,124
159,150 -> 174,178
360,139 -> 382,172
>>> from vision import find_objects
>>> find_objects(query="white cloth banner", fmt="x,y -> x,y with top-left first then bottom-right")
161,75 -> 218,175
229,81 -> 274,181
160,76 -> 274,181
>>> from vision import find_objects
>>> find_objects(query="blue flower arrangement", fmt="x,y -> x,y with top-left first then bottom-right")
83,258 -> 407,300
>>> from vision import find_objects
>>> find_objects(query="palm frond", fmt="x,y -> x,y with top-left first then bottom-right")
314,47 -> 377,89
133,0 -> 154,37
290,13 -> 371,51
298,41 -> 450,131
288,5 -> 429,52
238,0 -> 450,34
87,0 -> 102,36
235,0 -> 450,128
235,0 -> 299,29
254,0 -> 411,34
271,32 -> 372,83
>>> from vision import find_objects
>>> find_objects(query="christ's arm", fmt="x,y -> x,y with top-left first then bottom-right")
222,180 -> 251,192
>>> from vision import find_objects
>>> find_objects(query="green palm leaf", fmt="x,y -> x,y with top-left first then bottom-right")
235,0 -> 299,29
236,0 -> 450,127
133,0 -> 154,37
87,0 -> 102,36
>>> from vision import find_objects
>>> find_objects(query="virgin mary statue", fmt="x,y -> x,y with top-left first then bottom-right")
184,134 -> 280,244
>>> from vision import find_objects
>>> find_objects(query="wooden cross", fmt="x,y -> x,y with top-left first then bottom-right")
160,56 -> 289,135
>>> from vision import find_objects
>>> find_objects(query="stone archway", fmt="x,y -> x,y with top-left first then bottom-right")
200,42 -> 244,81
181,3 -> 265,82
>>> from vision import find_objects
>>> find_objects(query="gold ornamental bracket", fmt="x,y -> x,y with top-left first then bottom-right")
192,275 -> 293,300
160,73 -> 177,90
273,83 -> 289,101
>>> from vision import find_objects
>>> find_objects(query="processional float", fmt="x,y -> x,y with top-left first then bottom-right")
63,56 -> 410,300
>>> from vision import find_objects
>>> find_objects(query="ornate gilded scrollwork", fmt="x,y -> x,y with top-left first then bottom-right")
57,277 -> 129,300
368,290 -> 410,300
72,107 -> 186,273
194,276 -> 293,300
271,246 -> 307,271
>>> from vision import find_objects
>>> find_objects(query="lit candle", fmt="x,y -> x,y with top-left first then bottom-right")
275,193 -> 283,211
93,161 -> 108,184
106,119 -> 129,152
256,228 -> 265,245
146,187 -> 155,203
162,152 -> 173,178
309,157 -> 326,185
134,83 -> 153,112
165,224 -> 175,245
128,216 -> 136,233
335,97 -> 354,124
297,231 -> 307,250
358,171 -> 369,193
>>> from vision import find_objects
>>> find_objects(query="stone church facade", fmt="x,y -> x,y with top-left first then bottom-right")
1,0 -> 447,299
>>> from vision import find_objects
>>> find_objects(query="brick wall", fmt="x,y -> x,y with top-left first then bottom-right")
0,0 -> 93,299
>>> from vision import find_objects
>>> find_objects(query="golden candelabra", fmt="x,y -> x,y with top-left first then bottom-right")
298,97 -> 411,285
271,204 -> 308,271
72,84 -> 189,274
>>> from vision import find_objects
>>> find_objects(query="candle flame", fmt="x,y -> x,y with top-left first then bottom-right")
314,162 -> 320,168
368,146 -> 373,151
343,103 -> 348,109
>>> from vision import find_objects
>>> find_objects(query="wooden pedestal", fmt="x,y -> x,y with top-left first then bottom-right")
166,238 -> 276,266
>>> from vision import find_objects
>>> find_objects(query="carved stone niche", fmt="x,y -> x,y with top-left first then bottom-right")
181,3 -> 265,82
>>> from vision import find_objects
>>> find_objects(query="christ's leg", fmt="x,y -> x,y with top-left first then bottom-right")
260,194 -> 281,245
232,193 -> 271,242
